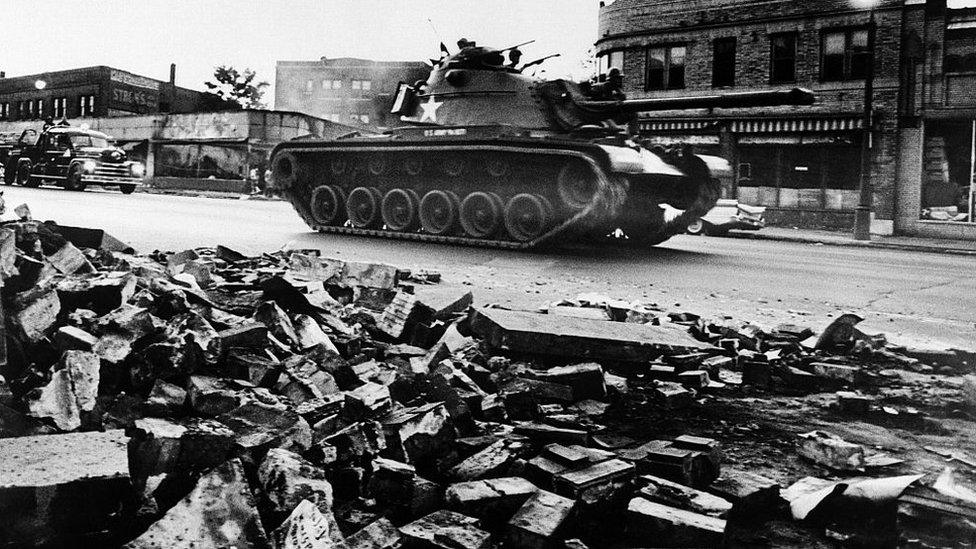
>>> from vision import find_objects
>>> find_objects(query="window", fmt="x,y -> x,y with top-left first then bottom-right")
351,79 -> 372,90
53,97 -> 67,119
712,37 -> 736,87
78,95 -> 95,117
945,28 -> 976,73
0,103 -> 8,119
305,80 -> 314,92
770,33 -> 797,83
597,50 -> 625,76
27,100 -> 36,119
645,45 -> 686,90
321,79 -> 343,89
821,28 -> 871,81
36,99 -> 44,118
921,120 -> 975,223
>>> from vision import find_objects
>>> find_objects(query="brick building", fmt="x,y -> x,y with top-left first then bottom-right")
597,0 -> 976,238
275,58 -> 429,130
0,65 -> 230,121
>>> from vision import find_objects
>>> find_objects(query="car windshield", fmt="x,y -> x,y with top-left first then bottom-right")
69,134 -> 109,148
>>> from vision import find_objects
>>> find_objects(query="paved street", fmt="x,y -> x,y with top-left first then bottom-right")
7,185 -> 974,351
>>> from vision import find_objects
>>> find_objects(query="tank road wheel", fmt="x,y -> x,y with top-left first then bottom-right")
441,157 -> 466,177
120,184 -> 136,194
346,186 -> 383,228
367,157 -> 387,176
504,193 -> 553,242
330,158 -> 347,176
404,158 -> 423,176
271,152 -> 306,191
485,159 -> 509,178
419,190 -> 460,236
460,191 -> 504,238
310,185 -> 347,226
557,161 -> 598,209
381,188 -> 420,231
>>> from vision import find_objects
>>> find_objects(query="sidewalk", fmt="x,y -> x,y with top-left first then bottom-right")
726,226 -> 976,256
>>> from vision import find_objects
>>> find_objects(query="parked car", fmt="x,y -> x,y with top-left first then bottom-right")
687,198 -> 766,235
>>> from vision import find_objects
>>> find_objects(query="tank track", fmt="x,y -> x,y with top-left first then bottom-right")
271,140 -> 630,250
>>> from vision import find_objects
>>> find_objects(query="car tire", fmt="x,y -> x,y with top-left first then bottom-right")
65,166 -> 87,191
2,162 -> 13,185
686,219 -> 708,235
119,184 -> 136,195
16,162 -> 40,187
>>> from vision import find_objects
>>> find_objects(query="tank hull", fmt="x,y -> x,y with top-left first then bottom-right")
270,135 -> 718,250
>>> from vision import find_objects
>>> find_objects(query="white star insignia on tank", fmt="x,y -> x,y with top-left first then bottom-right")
419,95 -> 443,122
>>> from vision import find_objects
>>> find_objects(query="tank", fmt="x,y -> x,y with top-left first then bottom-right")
270,41 -> 814,249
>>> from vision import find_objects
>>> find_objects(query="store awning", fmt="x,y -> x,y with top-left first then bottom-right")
638,120 -> 718,132
637,116 -> 865,134
730,117 -> 864,133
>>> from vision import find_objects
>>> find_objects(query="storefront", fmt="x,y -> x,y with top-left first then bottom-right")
920,119 -> 975,224
639,115 -> 866,227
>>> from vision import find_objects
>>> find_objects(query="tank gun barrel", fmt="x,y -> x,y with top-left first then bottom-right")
579,87 -> 815,113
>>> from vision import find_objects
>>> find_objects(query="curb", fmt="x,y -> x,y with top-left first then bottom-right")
724,229 -> 976,256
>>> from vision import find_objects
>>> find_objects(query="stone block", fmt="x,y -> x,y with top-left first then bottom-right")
0,430 -> 129,547
796,430 -> 865,471
506,490 -> 576,549
25,350 -> 100,431
10,287 -> 60,342
121,459 -> 270,549
448,439 -> 514,481
626,497 -> 726,547
345,518 -> 401,549
258,448 -> 334,517
271,499 -> 346,549
399,510 -> 491,549
379,402 -> 456,464
53,325 -> 98,352
810,361 -> 858,383
471,307 -> 714,362
127,417 -> 235,479
553,458 -> 635,500
637,474 -> 733,517
531,362 -> 607,401
217,402 -> 313,453
445,476 -> 538,525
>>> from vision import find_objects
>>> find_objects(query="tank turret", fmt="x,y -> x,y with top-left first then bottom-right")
390,42 -> 814,133
270,40 -> 816,249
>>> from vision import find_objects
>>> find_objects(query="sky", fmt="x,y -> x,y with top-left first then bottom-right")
2,0 -> 973,108
0,1 -> 601,107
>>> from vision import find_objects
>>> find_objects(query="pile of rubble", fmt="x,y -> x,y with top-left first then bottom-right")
0,206 -> 974,548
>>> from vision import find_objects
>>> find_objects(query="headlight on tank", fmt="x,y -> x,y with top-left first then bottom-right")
130,163 -> 145,177
82,160 -> 97,173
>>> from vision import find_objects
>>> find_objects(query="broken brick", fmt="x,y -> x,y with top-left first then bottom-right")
258,448 -> 334,517
626,497 -> 725,547
399,510 -> 491,549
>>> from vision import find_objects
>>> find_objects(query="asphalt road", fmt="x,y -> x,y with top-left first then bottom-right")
5,185 -> 974,352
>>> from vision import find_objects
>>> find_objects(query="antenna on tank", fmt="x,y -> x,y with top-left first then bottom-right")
426,18 -> 450,58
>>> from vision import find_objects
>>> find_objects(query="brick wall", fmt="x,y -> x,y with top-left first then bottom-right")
596,0 -> 908,221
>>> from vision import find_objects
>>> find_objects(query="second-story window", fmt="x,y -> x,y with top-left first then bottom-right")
305,80 -> 314,93
712,37 -> 736,87
770,32 -> 798,83
53,97 -> 67,119
646,45 -> 686,91
0,103 -> 8,120
944,28 -> 976,73
351,80 -> 372,91
822,28 -> 870,81
78,95 -> 95,117
597,50 -> 625,76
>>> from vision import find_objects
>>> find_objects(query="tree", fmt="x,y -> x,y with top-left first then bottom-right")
204,66 -> 269,109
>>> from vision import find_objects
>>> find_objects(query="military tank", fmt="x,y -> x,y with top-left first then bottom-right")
270,41 -> 814,249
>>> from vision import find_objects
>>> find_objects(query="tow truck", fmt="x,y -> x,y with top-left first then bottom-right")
2,126 -> 144,194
